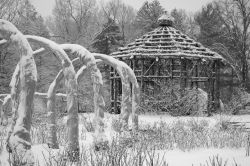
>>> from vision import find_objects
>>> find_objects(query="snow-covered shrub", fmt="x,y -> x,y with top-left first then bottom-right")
141,80 -> 209,116
139,118 -> 247,151
186,119 -> 209,133
83,116 -> 95,132
223,87 -> 250,114
111,118 -> 123,133
214,116 -> 232,131
201,155 -> 238,166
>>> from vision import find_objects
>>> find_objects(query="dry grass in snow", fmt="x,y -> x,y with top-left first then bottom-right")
0,113 -> 250,166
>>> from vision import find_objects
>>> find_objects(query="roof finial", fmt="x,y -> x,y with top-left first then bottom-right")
158,11 -> 174,27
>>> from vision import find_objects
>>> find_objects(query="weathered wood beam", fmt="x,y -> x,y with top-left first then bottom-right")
207,61 -> 215,116
141,59 -> 144,94
214,60 -> 221,111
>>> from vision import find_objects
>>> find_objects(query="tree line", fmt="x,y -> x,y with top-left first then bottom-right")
1,0 -> 250,93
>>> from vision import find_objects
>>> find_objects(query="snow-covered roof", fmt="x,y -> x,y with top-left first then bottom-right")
111,14 -> 223,60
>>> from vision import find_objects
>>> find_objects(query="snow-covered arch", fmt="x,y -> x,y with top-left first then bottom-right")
26,35 -> 79,161
92,53 -> 140,131
33,47 -> 140,131
33,44 -> 107,149
0,19 -> 37,164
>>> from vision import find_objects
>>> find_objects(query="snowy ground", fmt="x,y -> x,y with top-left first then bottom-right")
1,113 -> 250,166
159,148 -> 249,166
26,145 -> 250,166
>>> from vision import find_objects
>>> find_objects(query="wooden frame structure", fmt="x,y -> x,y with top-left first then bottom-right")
110,14 -> 223,115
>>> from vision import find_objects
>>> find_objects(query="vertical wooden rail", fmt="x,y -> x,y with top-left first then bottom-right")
190,61 -> 194,89
195,59 -> 199,113
110,66 -> 114,112
141,59 -> 144,94
180,58 -> 186,96
171,58 -> 174,101
207,61 -> 215,116
214,60 -> 221,111
195,60 -> 199,89
114,69 -> 117,114
157,58 -> 161,93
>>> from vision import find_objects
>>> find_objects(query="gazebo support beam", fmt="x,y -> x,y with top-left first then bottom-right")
207,61 -> 216,115
113,70 -> 118,114
214,60 -> 221,111
180,58 -> 187,96
141,58 -> 144,94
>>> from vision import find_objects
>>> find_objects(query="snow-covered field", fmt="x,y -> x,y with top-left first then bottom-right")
1,113 -> 250,166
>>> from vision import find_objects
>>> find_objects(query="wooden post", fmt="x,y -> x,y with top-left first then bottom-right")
190,61 -> 194,89
110,67 -> 114,112
114,69 -> 118,114
180,58 -> 187,96
207,61 -> 215,116
157,58 -> 161,93
214,60 -> 220,110
229,67 -> 234,99
129,59 -> 134,70
195,60 -> 199,89
171,59 -> 174,78
141,59 -> 144,94
171,58 -> 174,101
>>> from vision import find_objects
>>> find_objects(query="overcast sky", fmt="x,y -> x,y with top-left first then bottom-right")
31,0 -> 214,17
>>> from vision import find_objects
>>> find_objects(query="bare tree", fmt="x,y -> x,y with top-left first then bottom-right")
0,0 -> 20,22
51,0 -> 99,45
101,0 -> 136,43
215,0 -> 250,88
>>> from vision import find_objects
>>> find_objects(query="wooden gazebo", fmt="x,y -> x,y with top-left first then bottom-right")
110,14 -> 224,114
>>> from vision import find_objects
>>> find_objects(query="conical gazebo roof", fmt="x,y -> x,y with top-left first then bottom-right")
111,14 -> 223,60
